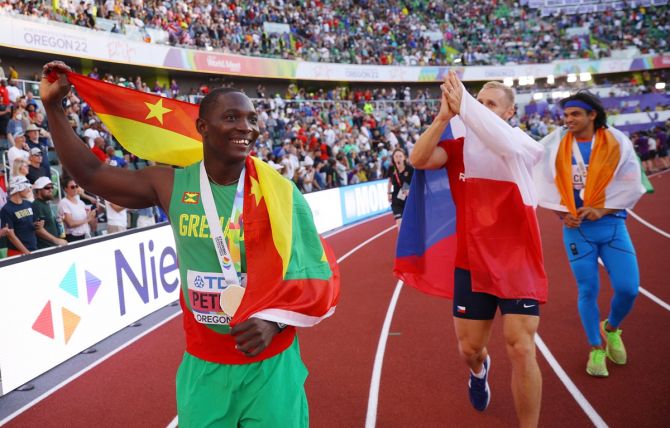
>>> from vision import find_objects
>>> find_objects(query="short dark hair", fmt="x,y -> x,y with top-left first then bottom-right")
560,90 -> 608,129
198,87 -> 244,119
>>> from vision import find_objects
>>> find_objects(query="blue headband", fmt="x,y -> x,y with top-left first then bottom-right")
563,100 -> 594,112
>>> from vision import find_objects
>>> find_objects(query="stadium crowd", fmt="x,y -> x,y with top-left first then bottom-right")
0,61 -> 668,256
2,0 -> 668,66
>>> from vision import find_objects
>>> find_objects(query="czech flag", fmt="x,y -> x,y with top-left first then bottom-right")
393,125 -> 457,298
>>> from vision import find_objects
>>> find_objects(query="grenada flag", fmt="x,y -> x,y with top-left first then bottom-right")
66,71 -> 202,166
234,156 -> 340,327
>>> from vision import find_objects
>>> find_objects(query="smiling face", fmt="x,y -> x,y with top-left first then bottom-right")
563,107 -> 597,136
197,91 -> 259,164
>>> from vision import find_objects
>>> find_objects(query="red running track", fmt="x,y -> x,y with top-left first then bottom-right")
4,172 -> 669,427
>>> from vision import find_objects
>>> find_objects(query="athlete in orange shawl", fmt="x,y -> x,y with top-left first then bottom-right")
534,91 -> 645,377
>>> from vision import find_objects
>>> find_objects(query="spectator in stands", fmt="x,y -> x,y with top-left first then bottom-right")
7,131 -> 29,170
104,200 -> 127,234
6,106 -> 26,146
32,176 -> 67,249
0,79 -> 9,107
654,127 -> 670,170
25,124 -> 52,172
299,159 -> 320,193
335,153 -> 348,187
387,148 -> 414,226
0,168 -> 6,211
58,178 -> 94,242
0,93 -> 9,148
91,137 -> 107,162
633,132 -> 652,174
105,145 -> 128,168
11,157 -> 34,202
83,119 -> 101,148
6,79 -> 21,104
26,148 -> 49,183
0,175 -> 40,256
135,206 -> 157,228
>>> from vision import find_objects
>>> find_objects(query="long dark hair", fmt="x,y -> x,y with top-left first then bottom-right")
560,90 -> 608,130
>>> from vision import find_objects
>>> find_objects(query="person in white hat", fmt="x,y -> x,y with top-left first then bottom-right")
83,119 -> 101,148
25,123 -> 52,173
32,176 -> 67,248
0,175 -> 42,256
27,147 -> 50,183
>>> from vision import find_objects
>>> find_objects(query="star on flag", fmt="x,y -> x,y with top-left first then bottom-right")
144,98 -> 173,125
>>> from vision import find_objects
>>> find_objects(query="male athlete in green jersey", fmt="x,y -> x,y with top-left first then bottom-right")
40,60 -> 339,427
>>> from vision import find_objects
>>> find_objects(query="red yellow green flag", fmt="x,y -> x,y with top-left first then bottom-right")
232,156 -> 340,327
66,72 -> 202,166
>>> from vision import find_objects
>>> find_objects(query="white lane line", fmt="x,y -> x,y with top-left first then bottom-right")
365,280 -> 404,428
639,288 -> 670,312
2,211 -> 396,428
166,416 -> 178,428
363,290 -> 609,428
626,209 -> 670,239
597,258 -> 670,313
336,225 -> 397,263
0,311 -> 182,427
535,335 -> 608,428
323,212 -> 392,238
648,170 -> 669,178
165,222 -> 399,428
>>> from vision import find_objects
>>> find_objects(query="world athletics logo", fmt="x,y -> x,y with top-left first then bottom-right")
31,263 -> 102,344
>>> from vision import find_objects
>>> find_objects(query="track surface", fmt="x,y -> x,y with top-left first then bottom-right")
3,172 -> 669,428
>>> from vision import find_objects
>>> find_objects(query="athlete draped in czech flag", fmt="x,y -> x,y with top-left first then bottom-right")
396,71 -> 547,427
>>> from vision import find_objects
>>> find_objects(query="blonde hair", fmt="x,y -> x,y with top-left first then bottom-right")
480,81 -> 516,107
12,158 -> 29,177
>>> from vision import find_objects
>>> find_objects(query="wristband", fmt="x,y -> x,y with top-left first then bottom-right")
276,322 -> 287,332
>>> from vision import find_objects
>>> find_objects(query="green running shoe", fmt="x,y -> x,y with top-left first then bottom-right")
601,320 -> 627,365
586,349 -> 608,377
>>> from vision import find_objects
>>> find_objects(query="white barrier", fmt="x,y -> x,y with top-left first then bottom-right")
0,179 -> 389,395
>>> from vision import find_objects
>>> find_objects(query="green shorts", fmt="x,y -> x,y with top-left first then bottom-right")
176,337 -> 309,428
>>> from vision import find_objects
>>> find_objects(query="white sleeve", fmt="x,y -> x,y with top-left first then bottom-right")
458,83 -> 543,166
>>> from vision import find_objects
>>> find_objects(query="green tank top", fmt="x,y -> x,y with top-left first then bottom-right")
168,162 -> 246,334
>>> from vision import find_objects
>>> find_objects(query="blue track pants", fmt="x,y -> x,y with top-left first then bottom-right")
562,216 -> 639,346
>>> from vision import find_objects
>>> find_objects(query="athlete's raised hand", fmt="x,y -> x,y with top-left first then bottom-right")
437,79 -> 454,123
39,61 -> 72,108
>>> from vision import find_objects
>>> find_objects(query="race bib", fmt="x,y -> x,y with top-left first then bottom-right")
186,270 -> 247,325
571,164 -> 586,190
397,183 -> 410,201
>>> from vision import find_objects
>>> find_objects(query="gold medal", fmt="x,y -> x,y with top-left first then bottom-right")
220,284 -> 245,317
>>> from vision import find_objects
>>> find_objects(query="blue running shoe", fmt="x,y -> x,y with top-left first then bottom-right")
468,355 -> 491,411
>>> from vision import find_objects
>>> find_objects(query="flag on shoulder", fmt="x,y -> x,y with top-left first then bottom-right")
394,85 -> 548,303
235,156 -> 340,327
533,126 -> 646,215
393,126 -> 457,298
